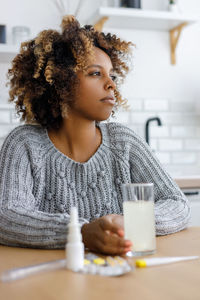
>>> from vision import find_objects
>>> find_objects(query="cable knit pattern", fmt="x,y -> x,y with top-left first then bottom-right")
0,122 -> 190,249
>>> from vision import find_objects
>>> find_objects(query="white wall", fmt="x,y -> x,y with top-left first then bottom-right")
0,0 -> 200,177
0,0 -> 101,42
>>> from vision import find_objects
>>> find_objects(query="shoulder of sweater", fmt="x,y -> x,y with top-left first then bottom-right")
100,122 -> 147,147
0,124 -> 47,170
2,124 -> 45,149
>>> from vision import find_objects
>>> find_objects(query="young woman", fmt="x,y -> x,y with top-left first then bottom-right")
0,15 -> 190,254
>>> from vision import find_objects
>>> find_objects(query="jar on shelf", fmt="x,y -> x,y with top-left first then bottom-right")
12,26 -> 30,46
0,25 -> 6,43
120,0 -> 141,8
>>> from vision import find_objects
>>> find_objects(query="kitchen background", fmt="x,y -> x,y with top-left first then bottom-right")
0,0 -> 200,223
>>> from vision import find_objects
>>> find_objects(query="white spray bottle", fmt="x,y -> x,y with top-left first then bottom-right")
66,206 -> 84,272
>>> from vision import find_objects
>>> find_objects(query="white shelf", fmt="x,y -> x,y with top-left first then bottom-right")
90,7 -> 199,31
0,44 -> 18,63
90,7 -> 199,64
0,9 -> 199,64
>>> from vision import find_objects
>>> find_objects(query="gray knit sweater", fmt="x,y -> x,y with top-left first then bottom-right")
0,122 -> 190,249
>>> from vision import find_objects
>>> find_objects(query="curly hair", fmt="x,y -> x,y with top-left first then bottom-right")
7,15 -> 133,129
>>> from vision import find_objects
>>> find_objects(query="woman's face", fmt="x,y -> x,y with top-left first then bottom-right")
69,47 -> 117,122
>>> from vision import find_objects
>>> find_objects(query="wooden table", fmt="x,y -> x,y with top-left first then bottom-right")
0,227 -> 200,300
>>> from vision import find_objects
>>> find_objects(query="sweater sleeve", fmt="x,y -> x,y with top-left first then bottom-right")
126,128 -> 190,236
0,128 -> 88,249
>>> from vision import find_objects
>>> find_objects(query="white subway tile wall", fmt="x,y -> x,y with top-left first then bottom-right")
1,97 -> 200,176
112,98 -> 200,176
159,139 -> 183,151
144,99 -> 169,112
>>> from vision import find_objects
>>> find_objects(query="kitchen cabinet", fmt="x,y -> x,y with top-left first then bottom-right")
182,188 -> 200,227
89,7 -> 199,64
174,176 -> 200,226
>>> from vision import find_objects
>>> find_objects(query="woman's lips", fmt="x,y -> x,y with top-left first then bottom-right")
100,96 -> 115,105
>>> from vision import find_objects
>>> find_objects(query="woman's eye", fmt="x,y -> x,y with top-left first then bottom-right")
88,71 -> 117,81
110,74 -> 117,81
89,71 -> 101,76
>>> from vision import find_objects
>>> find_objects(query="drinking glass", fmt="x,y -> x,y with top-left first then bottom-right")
122,183 -> 156,256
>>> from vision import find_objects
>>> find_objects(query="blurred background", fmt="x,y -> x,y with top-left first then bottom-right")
0,0 -> 200,181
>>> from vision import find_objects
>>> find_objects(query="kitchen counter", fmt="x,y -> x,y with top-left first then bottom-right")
0,227 -> 200,300
174,175 -> 200,189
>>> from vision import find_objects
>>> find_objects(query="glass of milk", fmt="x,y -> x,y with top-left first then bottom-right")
122,183 -> 156,256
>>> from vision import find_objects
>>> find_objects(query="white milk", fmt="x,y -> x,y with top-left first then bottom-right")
123,200 -> 156,252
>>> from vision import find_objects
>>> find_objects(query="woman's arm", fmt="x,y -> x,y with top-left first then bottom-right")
0,128 -> 88,249
129,132 -> 190,235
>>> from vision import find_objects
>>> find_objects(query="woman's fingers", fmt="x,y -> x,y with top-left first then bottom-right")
97,228 -> 132,255
81,215 -> 132,255
117,229 -> 124,237
97,233 -> 132,255
100,214 -> 125,237
99,216 -> 120,234
97,216 -> 132,254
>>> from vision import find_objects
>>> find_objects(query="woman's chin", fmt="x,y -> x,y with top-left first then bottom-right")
95,112 -> 113,122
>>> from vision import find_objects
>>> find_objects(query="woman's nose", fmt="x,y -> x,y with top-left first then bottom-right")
104,77 -> 116,91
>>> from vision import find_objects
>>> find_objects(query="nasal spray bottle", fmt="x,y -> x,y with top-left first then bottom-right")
66,206 -> 84,272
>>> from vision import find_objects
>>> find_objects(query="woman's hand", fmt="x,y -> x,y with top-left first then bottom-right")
81,214 -> 132,255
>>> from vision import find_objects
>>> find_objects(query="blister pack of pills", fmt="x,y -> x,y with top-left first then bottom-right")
80,253 -> 134,276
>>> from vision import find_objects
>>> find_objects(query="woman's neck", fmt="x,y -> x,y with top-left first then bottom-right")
48,117 -> 102,163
